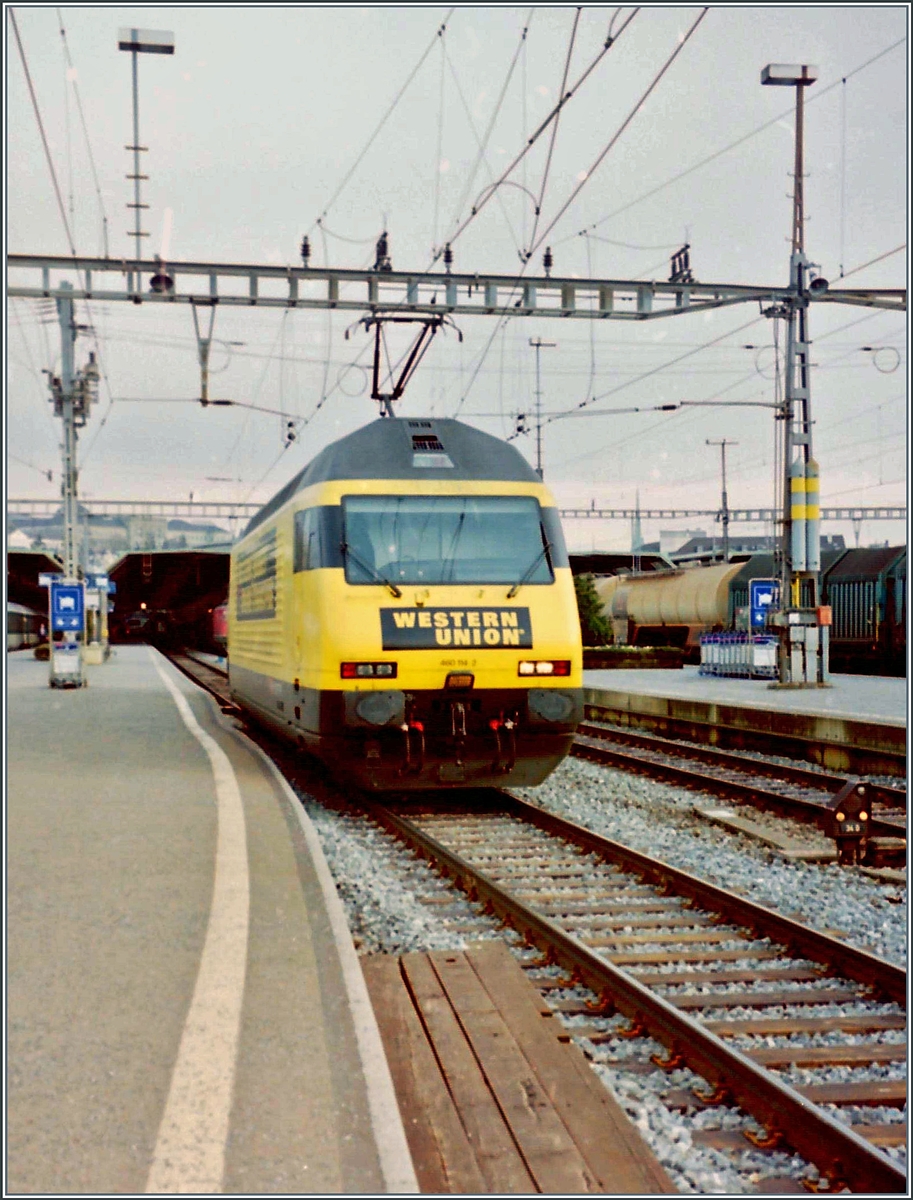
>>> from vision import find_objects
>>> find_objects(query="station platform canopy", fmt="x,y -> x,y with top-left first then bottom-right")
108,548 -> 229,642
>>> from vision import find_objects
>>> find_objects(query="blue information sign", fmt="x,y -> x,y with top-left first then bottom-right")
51,582 -> 85,632
749,578 -> 779,628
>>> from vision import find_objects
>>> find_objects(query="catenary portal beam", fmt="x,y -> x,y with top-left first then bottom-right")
7,255 -> 906,320
7,499 -> 905,523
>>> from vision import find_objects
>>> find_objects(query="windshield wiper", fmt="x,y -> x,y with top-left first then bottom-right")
507,542 -> 551,599
341,541 -> 402,597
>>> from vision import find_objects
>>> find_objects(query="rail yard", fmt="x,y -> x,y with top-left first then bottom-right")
152,646 -> 907,1192
8,6 -> 906,1196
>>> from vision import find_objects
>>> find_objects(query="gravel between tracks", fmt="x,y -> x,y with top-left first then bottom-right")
290,760 -> 907,1192
514,757 -> 907,967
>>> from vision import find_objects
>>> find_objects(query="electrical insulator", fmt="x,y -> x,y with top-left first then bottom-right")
285,420 -> 297,444
515,413 -> 528,436
443,244 -> 453,273
374,231 -> 392,272
543,247 -> 553,277
300,237 -> 311,267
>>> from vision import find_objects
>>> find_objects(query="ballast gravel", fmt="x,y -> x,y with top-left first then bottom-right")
288,757 -> 907,1192
515,756 -> 907,966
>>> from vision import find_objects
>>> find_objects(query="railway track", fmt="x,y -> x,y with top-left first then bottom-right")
573,722 -> 907,854
370,792 -> 907,1194
584,698 -> 906,781
173,649 -> 906,868
167,649 -> 906,1190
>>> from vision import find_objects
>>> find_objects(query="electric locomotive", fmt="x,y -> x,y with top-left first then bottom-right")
228,417 -> 583,789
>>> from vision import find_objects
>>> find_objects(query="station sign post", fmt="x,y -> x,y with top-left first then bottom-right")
749,579 -> 779,630
83,573 -> 113,664
49,579 -> 86,688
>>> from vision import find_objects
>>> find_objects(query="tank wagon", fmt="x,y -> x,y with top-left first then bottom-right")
594,546 -> 906,675
595,561 -> 742,654
228,418 -> 583,789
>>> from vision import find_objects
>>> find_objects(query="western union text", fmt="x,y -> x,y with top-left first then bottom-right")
381,607 -> 532,649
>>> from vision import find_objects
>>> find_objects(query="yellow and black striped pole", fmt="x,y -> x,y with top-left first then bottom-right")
789,459 -> 807,573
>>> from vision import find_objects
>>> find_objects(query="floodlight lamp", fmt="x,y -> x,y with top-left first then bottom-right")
761,64 -> 817,86
118,28 -> 175,54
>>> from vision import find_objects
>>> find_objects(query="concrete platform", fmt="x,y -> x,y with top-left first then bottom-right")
583,667 -> 906,726
7,645 -> 417,1194
583,667 -> 906,778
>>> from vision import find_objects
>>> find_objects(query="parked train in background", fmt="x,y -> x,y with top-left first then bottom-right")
8,602 -> 45,651
212,603 -> 228,655
595,546 -> 906,676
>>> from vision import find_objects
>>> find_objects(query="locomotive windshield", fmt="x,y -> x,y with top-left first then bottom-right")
342,495 -> 554,586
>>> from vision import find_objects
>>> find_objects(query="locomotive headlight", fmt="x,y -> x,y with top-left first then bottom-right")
341,662 -> 398,679
519,660 -> 571,677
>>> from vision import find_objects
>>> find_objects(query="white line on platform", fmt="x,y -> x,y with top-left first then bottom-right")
232,727 -> 420,1193
145,649 -> 250,1194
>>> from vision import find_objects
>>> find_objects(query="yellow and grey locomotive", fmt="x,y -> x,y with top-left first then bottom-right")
228,418 -> 582,789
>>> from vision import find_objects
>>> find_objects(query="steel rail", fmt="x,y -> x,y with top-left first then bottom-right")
370,795 -> 906,1193
572,730 -> 906,842
501,791 -> 905,1003
578,721 -> 907,813
583,699 -> 907,780
158,648 -> 906,1189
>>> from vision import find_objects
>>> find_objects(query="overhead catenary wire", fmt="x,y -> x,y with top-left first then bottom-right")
443,9 -> 534,250
9,453 -> 55,482
56,8 -> 111,256
839,244 -> 906,281
527,8 -> 710,260
839,76 -> 847,278
443,44 -> 524,257
449,11 -> 706,421
549,308 -> 901,476
11,7 -> 118,473
10,8 -> 77,257
307,8 -> 455,237
431,22 -> 446,254
545,311 -> 765,426
564,35 -> 906,245
439,7 -> 640,261
524,7 -> 582,258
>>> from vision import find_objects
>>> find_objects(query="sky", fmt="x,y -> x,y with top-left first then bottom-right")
6,4 -> 908,551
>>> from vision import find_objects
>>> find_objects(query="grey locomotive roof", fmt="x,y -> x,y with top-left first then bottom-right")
244,418 -> 541,535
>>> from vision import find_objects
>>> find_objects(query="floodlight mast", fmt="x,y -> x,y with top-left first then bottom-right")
118,28 -> 174,293
761,63 -> 825,685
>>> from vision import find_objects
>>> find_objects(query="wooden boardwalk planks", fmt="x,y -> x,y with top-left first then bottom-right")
363,939 -> 675,1194
360,955 -> 487,1195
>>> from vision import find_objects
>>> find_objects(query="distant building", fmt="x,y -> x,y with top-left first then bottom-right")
665,532 -> 845,566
